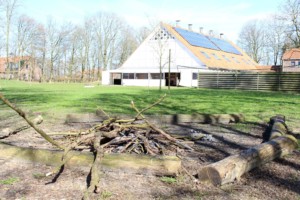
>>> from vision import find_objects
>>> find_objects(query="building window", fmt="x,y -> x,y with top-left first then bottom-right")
242,58 -> 249,65
222,55 -> 231,62
150,73 -> 163,79
192,73 -> 198,80
123,73 -> 134,79
201,51 -> 210,59
212,53 -> 221,60
232,57 -> 240,63
151,28 -> 173,41
298,61 -> 300,66
135,73 -> 148,79
291,61 -> 295,66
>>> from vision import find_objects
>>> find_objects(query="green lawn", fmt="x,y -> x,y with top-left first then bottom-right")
0,80 -> 300,127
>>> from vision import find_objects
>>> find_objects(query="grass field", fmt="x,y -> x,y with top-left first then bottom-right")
0,80 -> 300,127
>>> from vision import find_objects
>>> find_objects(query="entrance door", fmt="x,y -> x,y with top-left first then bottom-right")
165,73 -> 180,86
111,73 -> 122,85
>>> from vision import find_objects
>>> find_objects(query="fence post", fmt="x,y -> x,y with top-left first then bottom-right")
257,73 -> 259,91
278,71 -> 281,91
235,71 -> 237,90
217,71 -> 219,88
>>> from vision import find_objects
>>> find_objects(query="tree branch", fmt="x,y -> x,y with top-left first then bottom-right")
0,93 -> 65,150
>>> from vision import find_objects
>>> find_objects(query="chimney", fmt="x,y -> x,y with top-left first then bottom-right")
209,30 -> 213,36
220,33 -> 224,39
199,27 -> 203,33
175,20 -> 180,27
188,24 -> 193,31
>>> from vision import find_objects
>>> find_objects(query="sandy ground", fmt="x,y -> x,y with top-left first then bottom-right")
0,113 -> 300,200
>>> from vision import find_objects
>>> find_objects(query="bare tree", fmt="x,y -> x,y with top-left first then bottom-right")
15,14 -> 38,79
238,20 -> 266,64
45,19 -> 68,82
116,25 -> 138,67
265,15 -> 286,66
0,0 -> 19,78
136,26 -> 151,44
77,18 -> 93,81
93,12 -> 123,71
150,23 -> 173,90
280,0 -> 300,47
67,25 -> 82,81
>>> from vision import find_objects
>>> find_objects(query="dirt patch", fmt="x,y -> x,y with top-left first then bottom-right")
0,114 -> 300,200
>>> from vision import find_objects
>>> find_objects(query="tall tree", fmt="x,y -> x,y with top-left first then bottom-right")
116,25 -> 138,67
67,25 -> 81,81
265,15 -> 286,66
0,0 -> 19,78
45,19 -> 69,82
280,0 -> 300,48
93,12 -> 123,71
238,20 -> 266,64
136,26 -> 151,44
15,14 -> 38,79
78,18 -> 92,81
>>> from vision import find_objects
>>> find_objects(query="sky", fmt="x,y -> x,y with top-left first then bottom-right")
20,0 -> 284,42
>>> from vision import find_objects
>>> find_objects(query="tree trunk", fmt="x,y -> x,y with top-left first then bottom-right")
0,142 -> 181,176
262,115 -> 288,143
197,135 -> 298,186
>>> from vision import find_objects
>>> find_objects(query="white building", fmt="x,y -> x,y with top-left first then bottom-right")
102,23 -> 258,87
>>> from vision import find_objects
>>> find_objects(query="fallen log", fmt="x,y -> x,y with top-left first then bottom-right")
262,115 -> 288,143
197,135 -> 298,186
154,114 -> 245,125
0,115 -> 43,139
0,142 -> 181,176
70,112 -> 245,125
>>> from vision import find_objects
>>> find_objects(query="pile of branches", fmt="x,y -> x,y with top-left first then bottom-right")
0,93 -> 192,199
66,97 -> 193,156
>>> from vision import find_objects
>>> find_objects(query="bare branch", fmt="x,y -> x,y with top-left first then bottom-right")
0,93 -> 65,150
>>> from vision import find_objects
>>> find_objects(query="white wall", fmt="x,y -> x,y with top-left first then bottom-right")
102,71 -> 110,85
122,79 -> 161,87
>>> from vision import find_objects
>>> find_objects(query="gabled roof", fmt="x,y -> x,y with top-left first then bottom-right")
163,23 -> 258,71
282,48 -> 300,60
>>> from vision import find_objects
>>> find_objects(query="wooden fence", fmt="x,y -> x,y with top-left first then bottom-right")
198,72 -> 300,92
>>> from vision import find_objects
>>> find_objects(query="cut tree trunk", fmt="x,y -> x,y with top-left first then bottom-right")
0,142 -> 181,176
262,115 -> 288,143
153,114 -> 245,125
197,135 -> 298,186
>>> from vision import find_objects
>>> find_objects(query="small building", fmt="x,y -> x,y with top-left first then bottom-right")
102,22 -> 258,87
282,48 -> 300,72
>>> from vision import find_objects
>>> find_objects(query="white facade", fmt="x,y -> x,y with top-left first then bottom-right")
102,25 -> 210,87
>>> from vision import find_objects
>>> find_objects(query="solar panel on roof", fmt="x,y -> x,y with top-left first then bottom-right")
174,28 -> 219,50
174,27 -> 242,55
208,37 -> 242,55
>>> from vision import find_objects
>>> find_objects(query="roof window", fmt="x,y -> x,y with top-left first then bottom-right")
222,55 -> 231,62
201,51 -> 210,59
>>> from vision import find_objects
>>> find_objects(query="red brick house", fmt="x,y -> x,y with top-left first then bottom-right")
282,48 -> 300,72
0,56 -> 41,80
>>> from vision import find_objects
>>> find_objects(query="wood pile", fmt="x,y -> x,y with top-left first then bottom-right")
66,114 -> 193,156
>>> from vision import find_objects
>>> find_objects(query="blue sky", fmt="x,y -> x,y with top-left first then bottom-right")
20,0 -> 284,42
